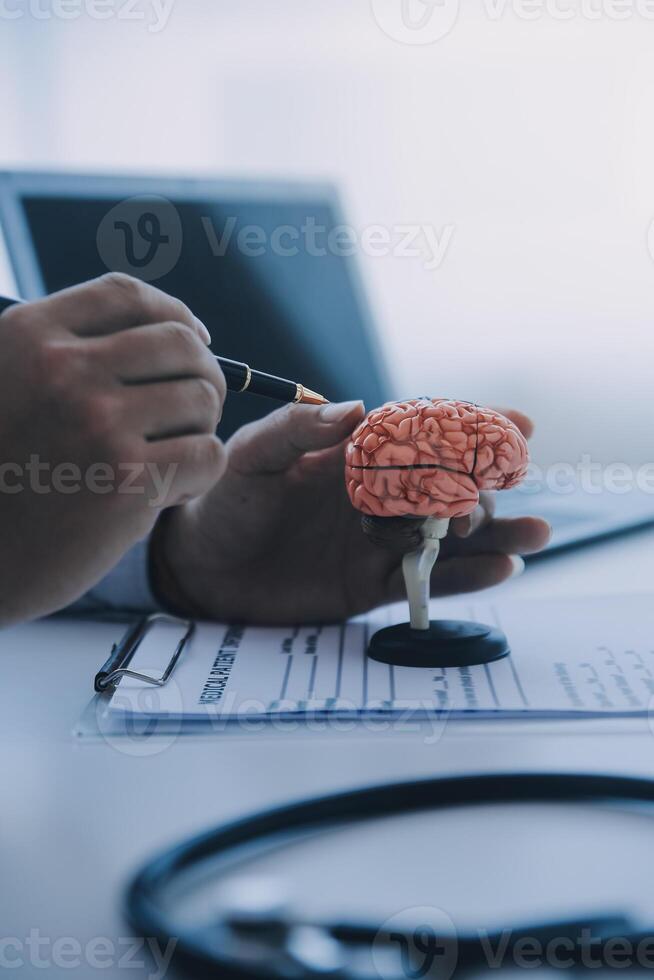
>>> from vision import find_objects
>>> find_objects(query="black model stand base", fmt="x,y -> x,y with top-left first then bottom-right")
367,620 -> 510,668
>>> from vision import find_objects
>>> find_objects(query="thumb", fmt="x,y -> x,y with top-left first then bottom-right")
227,400 -> 365,475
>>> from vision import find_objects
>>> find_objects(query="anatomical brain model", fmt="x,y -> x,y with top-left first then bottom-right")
345,398 -> 530,667
345,397 -> 529,520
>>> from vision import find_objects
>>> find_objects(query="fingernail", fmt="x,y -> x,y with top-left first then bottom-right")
509,555 -> 525,578
196,317 -> 212,345
320,400 -> 365,423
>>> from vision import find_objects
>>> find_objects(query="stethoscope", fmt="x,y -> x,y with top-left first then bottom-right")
126,772 -> 654,979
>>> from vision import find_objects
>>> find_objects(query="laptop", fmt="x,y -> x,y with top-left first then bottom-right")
1,169 -> 652,556
496,484 -> 654,557
0,171 -> 389,439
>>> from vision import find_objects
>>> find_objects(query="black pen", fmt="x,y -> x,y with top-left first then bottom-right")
0,295 -> 329,406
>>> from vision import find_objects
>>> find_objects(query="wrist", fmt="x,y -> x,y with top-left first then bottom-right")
149,507 -> 205,618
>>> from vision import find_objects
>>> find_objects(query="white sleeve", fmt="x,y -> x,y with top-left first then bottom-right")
71,536 -> 160,613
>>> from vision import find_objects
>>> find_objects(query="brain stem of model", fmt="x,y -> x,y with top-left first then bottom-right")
345,398 -> 529,519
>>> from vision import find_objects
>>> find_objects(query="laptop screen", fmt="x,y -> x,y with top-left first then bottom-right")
3,181 -> 389,438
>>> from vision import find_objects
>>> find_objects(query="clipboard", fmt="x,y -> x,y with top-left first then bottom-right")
94,613 -> 195,693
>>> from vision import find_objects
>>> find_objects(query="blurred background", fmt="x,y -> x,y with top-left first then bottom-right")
2,0 -> 654,467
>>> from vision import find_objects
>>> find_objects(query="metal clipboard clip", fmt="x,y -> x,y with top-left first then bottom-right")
94,613 -> 195,693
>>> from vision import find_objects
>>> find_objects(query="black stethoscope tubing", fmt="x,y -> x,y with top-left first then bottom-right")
126,771 -> 654,979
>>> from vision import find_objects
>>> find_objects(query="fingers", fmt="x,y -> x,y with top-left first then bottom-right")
28,274 -> 211,344
227,400 -> 365,476
124,379 -> 223,441
430,553 -> 526,596
91,320 -> 226,394
450,492 -> 495,539
386,552 -> 525,603
493,406 -> 534,440
146,435 -> 227,507
447,516 -> 551,557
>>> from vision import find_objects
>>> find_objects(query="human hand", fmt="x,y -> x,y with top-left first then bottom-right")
0,273 -> 226,624
151,401 -> 550,624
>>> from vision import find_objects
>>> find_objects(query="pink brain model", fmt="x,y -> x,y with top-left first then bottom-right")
345,398 -> 529,519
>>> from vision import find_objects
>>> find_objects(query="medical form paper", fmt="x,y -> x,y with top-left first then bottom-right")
101,594 -> 654,724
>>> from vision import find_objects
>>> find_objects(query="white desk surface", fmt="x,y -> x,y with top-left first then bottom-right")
4,528 -> 654,979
